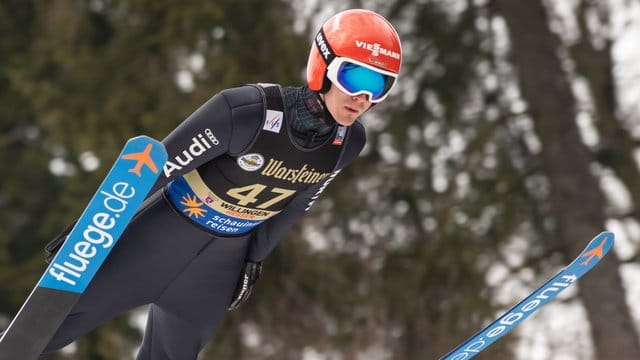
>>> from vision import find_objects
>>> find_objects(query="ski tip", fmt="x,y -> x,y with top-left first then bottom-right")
128,134 -> 160,143
126,135 -> 166,152
593,231 -> 615,248
577,231 -> 614,269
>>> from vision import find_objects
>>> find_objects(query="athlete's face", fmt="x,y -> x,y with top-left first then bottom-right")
322,83 -> 372,126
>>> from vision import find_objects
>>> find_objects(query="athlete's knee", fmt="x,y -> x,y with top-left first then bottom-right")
137,304 -> 218,359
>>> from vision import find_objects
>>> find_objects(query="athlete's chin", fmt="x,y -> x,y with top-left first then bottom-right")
334,112 -> 361,126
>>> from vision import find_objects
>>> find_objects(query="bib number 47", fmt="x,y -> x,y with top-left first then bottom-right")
226,184 -> 295,209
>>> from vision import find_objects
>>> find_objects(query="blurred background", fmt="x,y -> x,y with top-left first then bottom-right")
1,0 -> 640,359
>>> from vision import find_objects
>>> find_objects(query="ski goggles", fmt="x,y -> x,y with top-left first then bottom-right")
325,57 -> 398,103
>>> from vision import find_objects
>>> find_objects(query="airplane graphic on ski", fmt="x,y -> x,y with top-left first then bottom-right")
580,234 -> 609,266
121,144 -> 159,176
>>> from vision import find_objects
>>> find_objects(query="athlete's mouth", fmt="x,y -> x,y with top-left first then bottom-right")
345,106 -> 359,114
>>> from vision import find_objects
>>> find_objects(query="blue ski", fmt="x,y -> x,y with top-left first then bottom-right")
0,135 -> 167,359
440,231 -> 614,360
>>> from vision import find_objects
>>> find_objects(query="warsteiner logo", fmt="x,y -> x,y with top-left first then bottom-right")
260,159 -> 331,184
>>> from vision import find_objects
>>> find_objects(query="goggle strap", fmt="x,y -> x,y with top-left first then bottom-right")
314,28 -> 336,65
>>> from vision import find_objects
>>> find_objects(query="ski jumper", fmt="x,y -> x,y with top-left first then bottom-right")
42,84 -> 366,359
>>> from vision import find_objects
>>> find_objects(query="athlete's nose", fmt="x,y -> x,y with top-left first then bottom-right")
352,94 -> 367,101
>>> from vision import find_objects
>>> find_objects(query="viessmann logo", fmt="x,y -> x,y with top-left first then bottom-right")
355,40 -> 401,60
45,144 -> 160,290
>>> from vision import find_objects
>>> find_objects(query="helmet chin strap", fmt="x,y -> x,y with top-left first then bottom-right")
319,75 -> 332,94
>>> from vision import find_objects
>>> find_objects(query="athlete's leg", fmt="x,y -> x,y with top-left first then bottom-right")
136,233 -> 251,360
44,192 -> 214,351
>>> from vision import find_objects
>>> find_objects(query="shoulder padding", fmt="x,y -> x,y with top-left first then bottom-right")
219,85 -> 266,155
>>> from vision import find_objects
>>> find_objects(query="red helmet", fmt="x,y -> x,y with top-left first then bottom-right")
306,9 -> 402,98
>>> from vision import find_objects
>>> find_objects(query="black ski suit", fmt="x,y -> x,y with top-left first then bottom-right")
42,84 -> 366,359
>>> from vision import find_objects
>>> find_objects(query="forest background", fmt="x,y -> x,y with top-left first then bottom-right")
1,0 -> 640,359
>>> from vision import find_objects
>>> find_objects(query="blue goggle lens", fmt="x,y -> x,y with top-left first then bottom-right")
337,63 -> 393,100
